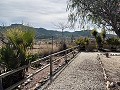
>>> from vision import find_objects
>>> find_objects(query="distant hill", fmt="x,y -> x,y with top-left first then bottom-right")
0,24 -> 116,39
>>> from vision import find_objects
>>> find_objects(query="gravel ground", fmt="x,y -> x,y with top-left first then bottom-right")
100,53 -> 120,90
44,52 -> 106,90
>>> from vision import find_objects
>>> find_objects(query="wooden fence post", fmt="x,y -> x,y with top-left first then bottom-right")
0,78 -> 3,90
73,48 -> 75,58
50,55 -> 52,80
65,50 -> 67,63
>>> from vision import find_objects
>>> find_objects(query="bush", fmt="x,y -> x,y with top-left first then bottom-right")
75,37 -> 89,46
106,37 -> 120,51
0,27 -> 35,89
75,37 -> 90,51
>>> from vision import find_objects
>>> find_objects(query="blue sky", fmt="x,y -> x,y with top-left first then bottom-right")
0,0 -> 70,29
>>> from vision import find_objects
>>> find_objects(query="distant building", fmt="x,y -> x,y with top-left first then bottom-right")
10,24 -> 23,28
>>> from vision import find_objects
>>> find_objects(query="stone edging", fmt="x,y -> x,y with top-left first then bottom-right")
97,54 -> 116,90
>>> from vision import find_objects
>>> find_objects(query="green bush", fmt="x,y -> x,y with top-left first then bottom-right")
75,37 -> 89,46
0,27 -> 35,89
106,37 -> 120,48
75,37 -> 90,51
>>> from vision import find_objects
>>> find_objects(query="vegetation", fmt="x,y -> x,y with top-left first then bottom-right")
96,35 -> 103,49
75,37 -> 90,51
91,29 -> 98,38
0,27 -> 35,70
67,0 -> 120,37
76,38 -> 85,46
0,24 -> 116,39
106,37 -> 120,49
91,29 -> 104,49
101,29 -> 106,42
0,27 -> 35,89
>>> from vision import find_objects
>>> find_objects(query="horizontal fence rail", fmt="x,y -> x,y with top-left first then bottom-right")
0,45 -> 79,90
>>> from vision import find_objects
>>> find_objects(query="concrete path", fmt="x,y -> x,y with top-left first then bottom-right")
44,52 -> 106,90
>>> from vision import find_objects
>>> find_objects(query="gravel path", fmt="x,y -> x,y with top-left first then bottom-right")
44,52 -> 106,90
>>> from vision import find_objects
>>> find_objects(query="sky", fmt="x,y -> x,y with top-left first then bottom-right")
0,0 -> 71,29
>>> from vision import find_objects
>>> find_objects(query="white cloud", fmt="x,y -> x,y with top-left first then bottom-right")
0,0 -> 69,29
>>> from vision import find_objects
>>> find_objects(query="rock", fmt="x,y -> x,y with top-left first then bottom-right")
18,85 -> 21,88
106,81 -> 111,88
110,82 -> 115,88
27,79 -> 32,82
36,83 -> 40,87
117,82 -> 120,86
106,81 -> 116,88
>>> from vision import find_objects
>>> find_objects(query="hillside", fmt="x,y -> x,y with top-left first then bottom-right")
0,24 -> 116,39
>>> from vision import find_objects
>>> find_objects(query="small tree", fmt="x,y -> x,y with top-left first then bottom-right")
53,22 -> 70,50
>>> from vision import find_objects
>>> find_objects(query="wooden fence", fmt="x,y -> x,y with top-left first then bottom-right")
0,46 -> 79,90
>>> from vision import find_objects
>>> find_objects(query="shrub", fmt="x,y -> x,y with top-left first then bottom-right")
106,37 -> 120,50
0,27 -> 35,89
75,37 -> 89,46
75,37 -> 90,51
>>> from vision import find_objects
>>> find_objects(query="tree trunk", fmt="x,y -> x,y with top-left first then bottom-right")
115,30 -> 120,37
113,25 -> 120,37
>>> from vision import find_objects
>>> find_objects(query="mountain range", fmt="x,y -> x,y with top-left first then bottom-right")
0,24 -> 116,39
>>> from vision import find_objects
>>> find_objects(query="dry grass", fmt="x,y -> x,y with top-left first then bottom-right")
27,44 -> 60,57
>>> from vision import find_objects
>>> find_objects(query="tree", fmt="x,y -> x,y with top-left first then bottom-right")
67,0 -> 120,37
53,22 -> 70,41
53,22 -> 70,50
